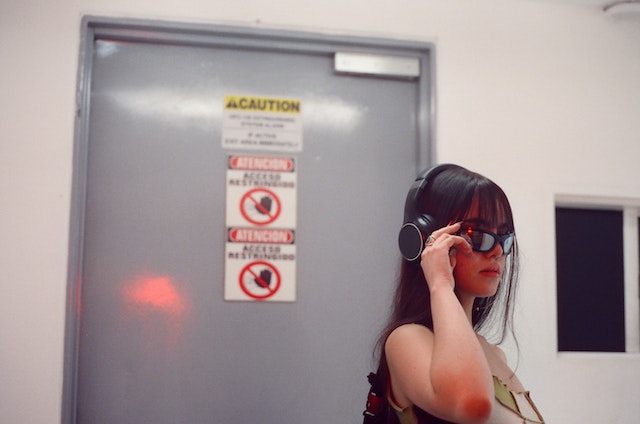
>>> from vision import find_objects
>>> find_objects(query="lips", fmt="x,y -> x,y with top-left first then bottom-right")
480,267 -> 501,276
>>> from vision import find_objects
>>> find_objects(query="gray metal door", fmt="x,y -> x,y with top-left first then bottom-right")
64,17 -> 434,424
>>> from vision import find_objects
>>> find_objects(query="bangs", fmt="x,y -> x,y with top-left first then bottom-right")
420,165 -> 514,233
468,180 -> 514,232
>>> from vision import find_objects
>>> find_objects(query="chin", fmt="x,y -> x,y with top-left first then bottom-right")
477,284 -> 499,298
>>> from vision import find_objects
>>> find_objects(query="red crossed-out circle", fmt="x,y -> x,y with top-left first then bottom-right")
239,260 -> 282,300
239,187 -> 282,226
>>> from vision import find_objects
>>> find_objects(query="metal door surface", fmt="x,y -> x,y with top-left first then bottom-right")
64,17 -> 434,424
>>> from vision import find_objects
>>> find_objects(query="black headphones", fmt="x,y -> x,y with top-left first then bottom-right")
398,164 -> 454,261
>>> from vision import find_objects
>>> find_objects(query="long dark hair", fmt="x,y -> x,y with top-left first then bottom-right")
374,164 -> 520,424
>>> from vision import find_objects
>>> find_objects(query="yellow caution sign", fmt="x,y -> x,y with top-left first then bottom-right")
224,95 -> 301,114
222,94 -> 303,152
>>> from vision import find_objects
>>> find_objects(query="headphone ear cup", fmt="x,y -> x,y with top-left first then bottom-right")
398,223 -> 423,262
398,213 -> 437,262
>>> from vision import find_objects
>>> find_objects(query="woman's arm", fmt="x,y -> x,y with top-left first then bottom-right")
385,224 -> 494,424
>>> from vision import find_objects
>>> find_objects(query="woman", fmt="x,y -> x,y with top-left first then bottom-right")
366,164 -> 544,424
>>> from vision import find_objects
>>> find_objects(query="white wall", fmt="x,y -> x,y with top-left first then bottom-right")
2,0 -> 639,423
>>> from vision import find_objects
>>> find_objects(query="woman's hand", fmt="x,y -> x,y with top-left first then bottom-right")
420,222 -> 472,292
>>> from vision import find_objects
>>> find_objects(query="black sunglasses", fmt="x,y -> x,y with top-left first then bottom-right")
458,226 -> 514,255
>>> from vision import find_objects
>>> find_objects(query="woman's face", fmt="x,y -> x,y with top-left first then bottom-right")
452,201 -> 510,299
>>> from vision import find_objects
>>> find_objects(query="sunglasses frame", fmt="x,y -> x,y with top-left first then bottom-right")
458,226 -> 515,255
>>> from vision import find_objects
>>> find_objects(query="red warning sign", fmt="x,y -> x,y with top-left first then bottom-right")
228,228 -> 295,244
239,260 -> 282,300
229,155 -> 295,172
240,187 -> 282,226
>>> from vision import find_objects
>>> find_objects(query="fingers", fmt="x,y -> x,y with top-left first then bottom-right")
425,222 -> 459,247
421,224 -> 464,290
424,222 -> 471,254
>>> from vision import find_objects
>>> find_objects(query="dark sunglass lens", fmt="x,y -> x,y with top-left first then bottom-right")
463,229 -> 494,252
501,234 -> 514,254
478,232 -> 497,252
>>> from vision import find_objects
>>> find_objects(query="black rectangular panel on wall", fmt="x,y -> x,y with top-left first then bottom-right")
556,207 -> 625,352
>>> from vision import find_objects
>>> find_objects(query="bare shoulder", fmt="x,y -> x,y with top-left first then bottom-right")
478,338 -> 526,391
476,335 -> 507,360
386,324 -> 433,349
490,343 -> 508,362
385,324 -> 436,366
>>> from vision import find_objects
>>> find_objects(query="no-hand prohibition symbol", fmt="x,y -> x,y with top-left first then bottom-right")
239,260 -> 282,300
240,187 -> 282,226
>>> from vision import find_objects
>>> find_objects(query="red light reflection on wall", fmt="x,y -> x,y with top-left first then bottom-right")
121,272 -> 189,349
123,273 -> 186,315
